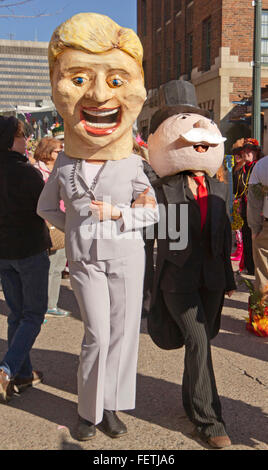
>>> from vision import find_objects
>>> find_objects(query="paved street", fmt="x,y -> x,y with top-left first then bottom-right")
0,264 -> 267,451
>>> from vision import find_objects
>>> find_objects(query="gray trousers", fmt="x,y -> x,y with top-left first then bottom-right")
48,248 -> 67,310
252,220 -> 268,293
162,287 -> 227,438
69,249 -> 145,424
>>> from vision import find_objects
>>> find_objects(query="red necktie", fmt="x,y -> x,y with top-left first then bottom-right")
193,176 -> 208,230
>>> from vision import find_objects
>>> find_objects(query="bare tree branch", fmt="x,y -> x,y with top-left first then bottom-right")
0,0 -> 66,18
0,0 -> 34,8
0,11 -> 63,18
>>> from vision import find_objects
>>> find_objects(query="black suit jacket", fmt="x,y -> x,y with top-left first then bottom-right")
147,172 -> 236,350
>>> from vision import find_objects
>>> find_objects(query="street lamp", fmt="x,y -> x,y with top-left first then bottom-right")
252,0 -> 262,142
33,121 -> 37,139
37,120 -> 42,140
52,109 -> 57,123
43,115 -> 49,134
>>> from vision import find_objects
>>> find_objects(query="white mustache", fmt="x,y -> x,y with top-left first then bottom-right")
180,128 -> 226,145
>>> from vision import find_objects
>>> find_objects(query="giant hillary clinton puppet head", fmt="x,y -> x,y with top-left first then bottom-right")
48,13 -> 146,160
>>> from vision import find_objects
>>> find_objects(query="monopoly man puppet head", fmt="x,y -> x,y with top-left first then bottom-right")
148,104 -> 226,178
48,12 -> 146,161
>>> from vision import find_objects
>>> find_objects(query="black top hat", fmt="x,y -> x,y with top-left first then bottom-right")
149,80 -> 210,134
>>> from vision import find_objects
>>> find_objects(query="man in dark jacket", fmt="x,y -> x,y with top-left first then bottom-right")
0,116 -> 51,403
147,106 -> 236,449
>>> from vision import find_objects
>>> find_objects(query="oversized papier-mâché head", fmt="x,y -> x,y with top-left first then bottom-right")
148,106 -> 226,177
48,12 -> 146,160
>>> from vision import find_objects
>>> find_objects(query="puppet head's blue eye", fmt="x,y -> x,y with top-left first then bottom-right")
107,76 -> 124,88
73,77 -> 84,86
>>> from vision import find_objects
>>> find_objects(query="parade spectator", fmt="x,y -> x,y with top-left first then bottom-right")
0,116 -> 50,403
133,137 -> 158,318
52,123 -> 64,143
33,137 -> 70,318
247,155 -> 268,293
232,138 -> 261,274
231,140 -> 245,262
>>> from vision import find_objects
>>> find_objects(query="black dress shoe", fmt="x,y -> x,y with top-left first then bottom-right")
98,410 -> 127,438
76,415 -> 96,441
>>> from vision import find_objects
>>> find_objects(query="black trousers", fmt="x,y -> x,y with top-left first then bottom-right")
242,217 -> 255,275
162,287 -> 227,438
142,238 -> 155,316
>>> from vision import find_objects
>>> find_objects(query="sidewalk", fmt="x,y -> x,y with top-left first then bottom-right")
0,269 -> 267,450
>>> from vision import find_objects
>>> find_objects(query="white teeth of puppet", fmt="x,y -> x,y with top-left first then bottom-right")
85,121 -> 117,128
84,108 -> 119,117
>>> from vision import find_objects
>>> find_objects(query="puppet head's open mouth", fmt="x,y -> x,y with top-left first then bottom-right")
193,144 -> 209,153
80,107 -> 121,136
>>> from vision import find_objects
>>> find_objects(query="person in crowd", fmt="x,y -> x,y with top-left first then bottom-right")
50,124 -> 70,279
232,138 -> 262,274
133,137 -> 158,317
52,123 -> 65,143
147,107 -> 236,449
247,155 -> 268,294
0,116 -> 50,403
33,137 -> 70,318
231,141 -> 245,262
37,13 -> 159,441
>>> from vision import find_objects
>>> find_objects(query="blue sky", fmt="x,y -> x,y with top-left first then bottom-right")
0,0 -> 137,42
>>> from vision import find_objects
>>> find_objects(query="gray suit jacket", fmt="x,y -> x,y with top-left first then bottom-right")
37,152 -> 159,262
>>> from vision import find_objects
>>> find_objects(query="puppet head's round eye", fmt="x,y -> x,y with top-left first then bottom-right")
107,77 -> 124,88
73,77 -> 85,86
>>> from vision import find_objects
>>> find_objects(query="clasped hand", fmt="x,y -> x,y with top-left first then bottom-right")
89,187 -> 156,221
90,200 -> 121,221
131,187 -> 156,209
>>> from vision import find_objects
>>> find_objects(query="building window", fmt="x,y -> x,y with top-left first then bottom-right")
154,0 -> 162,29
165,0 -> 171,22
186,3 -> 193,30
186,33 -> 193,79
175,0 -> 182,12
166,48 -> 171,82
261,10 -> 268,64
141,0 -> 147,36
202,17 -> 211,71
176,41 -> 181,78
143,60 -> 147,88
156,53 -> 161,87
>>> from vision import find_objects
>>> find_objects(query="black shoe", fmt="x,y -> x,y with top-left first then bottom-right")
76,415 -> 96,441
98,410 -> 127,438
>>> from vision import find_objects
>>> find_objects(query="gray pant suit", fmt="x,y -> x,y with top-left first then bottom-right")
37,152 -> 159,424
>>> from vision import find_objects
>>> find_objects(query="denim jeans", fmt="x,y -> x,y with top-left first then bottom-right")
0,250 -> 50,378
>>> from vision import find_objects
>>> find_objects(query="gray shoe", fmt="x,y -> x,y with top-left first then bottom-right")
45,308 -> 70,318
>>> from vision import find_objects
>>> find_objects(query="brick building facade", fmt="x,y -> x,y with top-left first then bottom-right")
137,0 -> 268,151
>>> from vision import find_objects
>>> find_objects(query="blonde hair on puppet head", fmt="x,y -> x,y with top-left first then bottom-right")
48,12 -> 144,80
